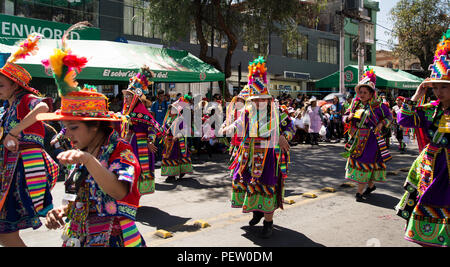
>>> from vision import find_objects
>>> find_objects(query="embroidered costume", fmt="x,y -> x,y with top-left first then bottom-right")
160,95 -> 193,178
60,130 -> 144,247
229,57 -> 295,214
37,23 -> 145,246
121,66 -> 162,195
342,68 -> 393,184
0,33 -> 60,233
395,29 -> 450,247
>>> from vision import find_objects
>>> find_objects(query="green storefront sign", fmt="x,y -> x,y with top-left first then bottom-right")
0,13 -> 100,45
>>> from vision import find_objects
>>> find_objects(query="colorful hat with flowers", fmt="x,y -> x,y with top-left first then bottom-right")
123,65 -> 154,97
355,67 -> 377,93
0,33 -> 42,95
425,29 -> 450,84
247,57 -> 271,100
122,65 -> 155,115
37,22 -> 122,122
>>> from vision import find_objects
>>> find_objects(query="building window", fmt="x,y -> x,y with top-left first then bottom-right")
2,0 -> 14,15
317,38 -> 337,64
6,0 -> 99,27
283,34 -> 308,60
123,0 -> 161,38
123,0 -> 133,35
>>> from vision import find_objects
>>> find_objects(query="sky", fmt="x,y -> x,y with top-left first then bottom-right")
376,0 -> 400,51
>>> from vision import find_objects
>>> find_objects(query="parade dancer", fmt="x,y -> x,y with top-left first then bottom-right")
395,29 -> 450,247
160,95 -> 193,182
225,57 -> 294,238
342,68 -> 393,202
392,96 -> 407,153
39,23 -> 145,246
121,66 -> 162,195
0,33 -> 60,247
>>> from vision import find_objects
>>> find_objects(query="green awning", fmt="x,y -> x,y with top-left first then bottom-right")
0,39 -> 225,83
315,65 -> 423,90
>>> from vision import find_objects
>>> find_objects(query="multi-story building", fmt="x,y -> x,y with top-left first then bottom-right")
376,50 -> 423,72
0,0 -> 379,98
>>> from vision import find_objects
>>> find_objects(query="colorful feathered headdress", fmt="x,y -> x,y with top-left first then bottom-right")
0,33 -> 42,95
122,65 -> 155,116
36,22 -> 122,122
426,28 -> 450,84
41,21 -> 89,97
124,65 -> 154,97
355,67 -> 377,93
247,56 -> 271,100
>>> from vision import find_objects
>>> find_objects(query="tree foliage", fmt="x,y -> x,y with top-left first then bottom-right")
390,0 -> 449,72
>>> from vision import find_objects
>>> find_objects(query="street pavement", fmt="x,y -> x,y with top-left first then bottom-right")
20,138 -> 420,247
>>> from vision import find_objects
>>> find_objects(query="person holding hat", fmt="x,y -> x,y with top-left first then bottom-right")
40,23 -> 145,247
342,67 -> 393,202
121,66 -> 162,195
395,29 -> 450,247
0,33 -> 60,247
160,94 -> 193,182
227,57 -> 294,238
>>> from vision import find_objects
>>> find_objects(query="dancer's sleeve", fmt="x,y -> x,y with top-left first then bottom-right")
108,142 -> 140,192
380,103 -> 393,127
280,118 -> 295,142
147,126 -> 158,143
397,100 -> 426,129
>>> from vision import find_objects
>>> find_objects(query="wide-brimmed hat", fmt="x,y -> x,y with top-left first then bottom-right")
37,85 -> 122,122
355,67 -> 376,93
246,57 -> 272,100
0,33 -> 42,95
425,29 -> 450,84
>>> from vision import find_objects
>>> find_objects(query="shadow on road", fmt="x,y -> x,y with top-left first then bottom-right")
155,182 -> 178,191
137,206 -> 192,230
240,225 -> 325,247
363,193 -> 400,210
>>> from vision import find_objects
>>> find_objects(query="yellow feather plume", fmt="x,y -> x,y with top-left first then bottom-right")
7,32 -> 42,63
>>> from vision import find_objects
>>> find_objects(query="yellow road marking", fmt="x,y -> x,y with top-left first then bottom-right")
144,188 -> 349,246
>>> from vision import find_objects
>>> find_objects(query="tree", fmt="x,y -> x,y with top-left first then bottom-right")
142,0 -> 327,99
390,0 -> 449,73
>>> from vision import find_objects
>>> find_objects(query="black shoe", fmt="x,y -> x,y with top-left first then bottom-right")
249,211 -> 264,226
165,176 -> 176,183
362,185 -> 376,197
261,220 -> 273,239
355,193 -> 365,202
